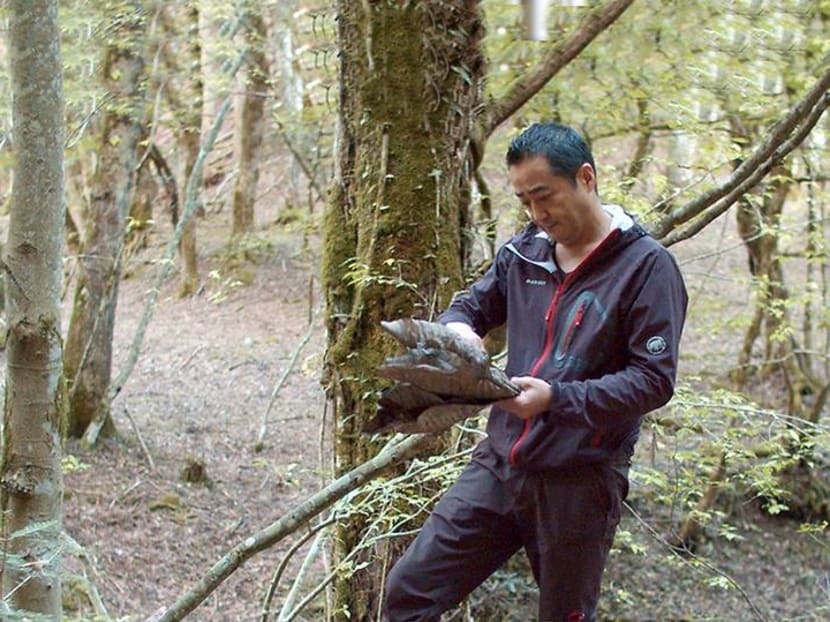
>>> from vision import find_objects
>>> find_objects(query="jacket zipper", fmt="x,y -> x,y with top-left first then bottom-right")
557,300 -> 587,360
507,230 -> 621,467
508,282 -> 568,466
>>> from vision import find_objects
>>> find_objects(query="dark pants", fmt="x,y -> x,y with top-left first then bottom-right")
384,458 -> 628,622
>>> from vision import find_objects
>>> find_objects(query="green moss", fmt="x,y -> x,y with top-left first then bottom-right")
326,3 -> 485,617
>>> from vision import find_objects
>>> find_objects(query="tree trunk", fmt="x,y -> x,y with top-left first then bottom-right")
177,4 -> 204,297
274,0 -> 304,211
1,1 -> 65,616
63,2 -> 146,438
323,2 -> 484,619
231,6 -> 268,237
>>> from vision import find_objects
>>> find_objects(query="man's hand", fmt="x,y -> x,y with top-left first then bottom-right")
495,376 -> 552,420
445,322 -> 485,352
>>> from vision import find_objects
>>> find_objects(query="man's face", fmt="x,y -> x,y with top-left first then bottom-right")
508,155 -> 597,247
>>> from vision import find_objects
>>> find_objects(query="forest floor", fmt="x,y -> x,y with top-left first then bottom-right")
7,204 -> 828,621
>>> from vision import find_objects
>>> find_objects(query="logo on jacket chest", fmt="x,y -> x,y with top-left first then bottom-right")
525,278 -> 547,286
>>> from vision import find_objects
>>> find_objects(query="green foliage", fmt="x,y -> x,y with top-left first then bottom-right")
340,257 -> 419,295
61,454 -> 90,474
641,382 -> 829,522
480,0 -> 827,222
205,269 -> 243,304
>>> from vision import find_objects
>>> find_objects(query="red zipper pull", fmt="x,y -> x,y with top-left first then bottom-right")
573,302 -> 586,326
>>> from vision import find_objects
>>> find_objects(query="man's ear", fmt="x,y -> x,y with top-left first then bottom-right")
576,162 -> 597,193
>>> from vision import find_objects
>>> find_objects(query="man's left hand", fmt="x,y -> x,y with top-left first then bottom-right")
495,376 -> 552,420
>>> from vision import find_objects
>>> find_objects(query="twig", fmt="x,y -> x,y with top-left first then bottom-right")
260,517 -> 335,622
124,407 -> 155,471
256,304 -> 322,447
177,345 -> 203,370
271,113 -> 326,205
277,525 -> 328,621
109,479 -> 142,510
623,500 -> 768,622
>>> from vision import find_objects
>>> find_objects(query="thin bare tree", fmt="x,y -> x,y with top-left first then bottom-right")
1,1 -> 65,616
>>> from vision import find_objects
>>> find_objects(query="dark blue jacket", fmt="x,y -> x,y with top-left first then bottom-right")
439,206 -> 688,470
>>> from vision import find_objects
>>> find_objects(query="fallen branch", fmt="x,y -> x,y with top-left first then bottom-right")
145,433 -> 428,622
123,407 -> 155,471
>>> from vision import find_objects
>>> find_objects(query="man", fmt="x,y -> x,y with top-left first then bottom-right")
383,122 -> 688,621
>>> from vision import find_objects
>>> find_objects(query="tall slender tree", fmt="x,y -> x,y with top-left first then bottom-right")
176,2 -> 204,297
62,2 -> 147,437
1,0 -> 65,616
231,4 -> 269,237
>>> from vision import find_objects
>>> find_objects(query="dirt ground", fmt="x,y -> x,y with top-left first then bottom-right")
5,203 -> 828,621
59,216 -> 331,621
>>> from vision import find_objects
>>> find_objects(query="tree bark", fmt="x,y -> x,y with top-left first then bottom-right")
323,2 -> 485,618
177,3 -> 204,297
1,1 -> 65,616
232,6 -> 268,237
63,2 -> 146,438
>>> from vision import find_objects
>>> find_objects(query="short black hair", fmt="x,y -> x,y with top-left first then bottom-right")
506,122 -> 596,188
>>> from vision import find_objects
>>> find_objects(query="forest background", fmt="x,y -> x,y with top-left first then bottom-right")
0,0 -> 829,620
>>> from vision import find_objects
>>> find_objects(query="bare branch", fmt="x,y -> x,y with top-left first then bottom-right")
652,63 -> 830,244
147,434 -> 429,622
257,303 -> 322,448
484,0 -> 635,136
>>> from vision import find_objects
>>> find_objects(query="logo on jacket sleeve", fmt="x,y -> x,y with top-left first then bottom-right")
646,336 -> 667,355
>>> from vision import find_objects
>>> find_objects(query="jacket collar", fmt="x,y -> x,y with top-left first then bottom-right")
505,204 -> 644,274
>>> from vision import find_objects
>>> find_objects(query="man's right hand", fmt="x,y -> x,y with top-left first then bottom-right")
445,322 -> 486,352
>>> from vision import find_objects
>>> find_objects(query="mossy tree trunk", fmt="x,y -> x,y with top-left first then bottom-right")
322,2 -> 484,619
63,2 -> 146,438
1,0 -> 65,616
